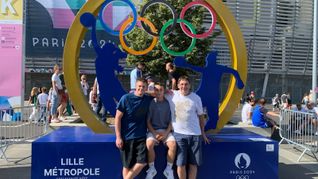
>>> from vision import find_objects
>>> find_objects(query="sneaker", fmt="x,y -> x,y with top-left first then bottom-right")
58,116 -> 66,121
163,168 -> 174,179
51,118 -> 61,123
145,167 -> 157,179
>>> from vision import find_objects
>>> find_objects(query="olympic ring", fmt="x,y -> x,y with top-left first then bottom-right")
119,17 -> 158,56
180,1 -> 217,39
98,0 -> 138,36
160,19 -> 196,56
140,0 -> 177,37
236,175 -> 249,179
63,0 -> 247,133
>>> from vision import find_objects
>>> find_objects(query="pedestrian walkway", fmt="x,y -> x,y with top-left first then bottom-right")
1,108 -> 318,179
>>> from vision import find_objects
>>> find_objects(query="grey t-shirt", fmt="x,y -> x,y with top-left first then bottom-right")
147,98 -> 171,130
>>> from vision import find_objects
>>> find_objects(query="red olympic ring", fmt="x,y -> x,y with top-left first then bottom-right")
179,1 -> 217,39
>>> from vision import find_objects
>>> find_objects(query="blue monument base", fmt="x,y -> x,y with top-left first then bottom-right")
32,127 -> 278,179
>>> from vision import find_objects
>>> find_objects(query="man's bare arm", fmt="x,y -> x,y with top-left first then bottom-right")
199,115 -> 211,144
93,79 -> 97,94
171,78 -> 177,90
115,110 -> 124,149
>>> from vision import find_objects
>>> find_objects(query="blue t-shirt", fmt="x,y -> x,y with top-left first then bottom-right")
117,93 -> 153,140
252,105 -> 268,128
147,98 -> 171,130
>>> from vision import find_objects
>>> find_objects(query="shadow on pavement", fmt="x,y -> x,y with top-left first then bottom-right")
279,163 -> 318,179
0,166 -> 30,179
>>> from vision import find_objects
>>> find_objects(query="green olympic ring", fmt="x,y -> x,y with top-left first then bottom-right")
160,19 -> 196,56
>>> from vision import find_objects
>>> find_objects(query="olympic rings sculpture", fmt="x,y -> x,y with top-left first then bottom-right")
98,0 -> 217,56
63,0 -> 247,133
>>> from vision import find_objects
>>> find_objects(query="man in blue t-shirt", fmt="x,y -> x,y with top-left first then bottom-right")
115,78 -> 153,179
145,82 -> 176,179
252,98 -> 279,130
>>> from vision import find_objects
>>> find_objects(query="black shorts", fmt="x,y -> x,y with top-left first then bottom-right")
265,117 -> 277,128
120,137 -> 147,168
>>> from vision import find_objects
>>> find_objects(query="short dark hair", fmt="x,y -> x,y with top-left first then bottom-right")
136,62 -> 145,67
247,98 -> 255,103
136,77 -> 147,84
178,75 -> 190,84
258,98 -> 266,105
167,62 -> 174,69
41,87 -> 47,93
154,82 -> 165,87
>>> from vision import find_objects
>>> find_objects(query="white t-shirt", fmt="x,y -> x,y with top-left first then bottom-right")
51,73 -> 63,95
81,81 -> 89,96
166,90 -> 203,135
37,93 -> 48,106
89,90 -> 96,104
241,102 -> 253,123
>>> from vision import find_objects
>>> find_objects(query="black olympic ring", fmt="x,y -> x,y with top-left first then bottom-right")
140,0 -> 177,37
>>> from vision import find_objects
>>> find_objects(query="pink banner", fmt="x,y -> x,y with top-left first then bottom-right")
0,24 -> 23,97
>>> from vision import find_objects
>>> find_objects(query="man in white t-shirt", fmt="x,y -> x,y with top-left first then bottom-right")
37,87 -> 49,122
51,64 -> 63,123
241,98 -> 255,124
166,76 -> 210,179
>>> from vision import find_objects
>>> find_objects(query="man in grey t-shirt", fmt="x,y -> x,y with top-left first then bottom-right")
146,83 -> 176,179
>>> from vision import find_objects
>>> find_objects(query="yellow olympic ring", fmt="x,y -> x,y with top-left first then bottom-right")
63,0 -> 247,133
119,17 -> 158,56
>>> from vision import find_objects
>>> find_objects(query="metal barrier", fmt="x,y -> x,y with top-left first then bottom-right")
279,109 -> 318,162
0,105 -> 49,163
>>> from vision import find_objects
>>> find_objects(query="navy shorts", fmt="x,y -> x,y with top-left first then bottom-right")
174,132 -> 202,166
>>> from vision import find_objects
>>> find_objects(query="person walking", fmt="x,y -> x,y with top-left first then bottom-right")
51,64 -> 63,123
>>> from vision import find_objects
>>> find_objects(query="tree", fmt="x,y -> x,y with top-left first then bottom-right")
125,0 -> 221,80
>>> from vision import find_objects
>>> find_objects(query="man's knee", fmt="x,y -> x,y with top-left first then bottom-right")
189,164 -> 197,170
135,162 -> 147,169
166,141 -> 176,151
146,140 -> 156,149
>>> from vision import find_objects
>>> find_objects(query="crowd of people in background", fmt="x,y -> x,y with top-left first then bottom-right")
28,64 -> 74,123
241,90 -> 318,136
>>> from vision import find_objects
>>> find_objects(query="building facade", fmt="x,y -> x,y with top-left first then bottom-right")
25,0 -> 316,102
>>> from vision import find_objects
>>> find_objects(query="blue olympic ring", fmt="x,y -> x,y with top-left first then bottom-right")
98,0 -> 138,36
